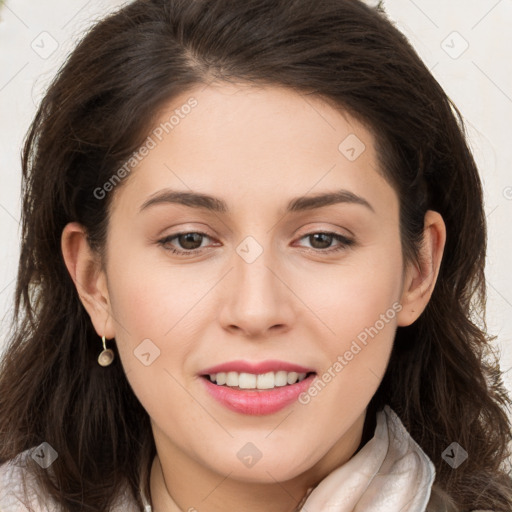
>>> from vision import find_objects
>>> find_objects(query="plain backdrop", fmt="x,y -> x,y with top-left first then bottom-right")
0,0 -> 511,403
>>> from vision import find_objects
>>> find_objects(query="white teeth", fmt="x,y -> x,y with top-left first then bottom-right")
238,372 -> 257,389
274,371 -> 288,387
287,372 -> 298,384
207,370 -> 311,389
226,371 -> 238,386
257,372 -> 275,389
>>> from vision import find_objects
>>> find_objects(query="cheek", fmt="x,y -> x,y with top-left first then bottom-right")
299,241 -> 403,403
106,238 -> 210,340
103,244 -> 198,391
105,258 -> 200,433
103,238 -> 228,421
306,241 -> 403,350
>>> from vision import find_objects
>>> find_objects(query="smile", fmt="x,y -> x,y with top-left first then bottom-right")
199,360 -> 317,415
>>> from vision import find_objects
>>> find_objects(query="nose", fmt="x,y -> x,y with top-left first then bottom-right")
217,242 -> 296,339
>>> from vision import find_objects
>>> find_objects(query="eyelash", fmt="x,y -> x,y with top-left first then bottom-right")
157,230 -> 355,256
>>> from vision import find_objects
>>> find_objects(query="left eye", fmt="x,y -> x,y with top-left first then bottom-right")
296,232 -> 354,252
158,231 -> 354,256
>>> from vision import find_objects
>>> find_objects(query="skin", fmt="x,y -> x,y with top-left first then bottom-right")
61,82 -> 446,512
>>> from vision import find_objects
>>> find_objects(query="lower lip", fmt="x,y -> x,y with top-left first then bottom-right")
200,373 -> 316,415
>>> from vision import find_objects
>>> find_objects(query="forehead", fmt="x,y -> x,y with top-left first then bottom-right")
109,82 -> 398,220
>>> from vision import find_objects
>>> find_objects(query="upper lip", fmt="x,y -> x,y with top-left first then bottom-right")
200,360 -> 316,376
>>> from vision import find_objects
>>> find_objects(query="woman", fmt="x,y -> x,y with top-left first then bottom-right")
0,0 -> 510,510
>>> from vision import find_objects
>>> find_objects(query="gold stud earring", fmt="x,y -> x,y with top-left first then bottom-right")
98,335 -> 115,367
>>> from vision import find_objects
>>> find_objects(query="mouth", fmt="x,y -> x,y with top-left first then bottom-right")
198,361 -> 317,415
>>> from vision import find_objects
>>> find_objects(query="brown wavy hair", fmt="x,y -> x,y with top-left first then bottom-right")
0,0 -> 511,510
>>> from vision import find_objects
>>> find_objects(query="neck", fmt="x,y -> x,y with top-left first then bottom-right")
150,454 -> 311,512
149,410 -> 371,512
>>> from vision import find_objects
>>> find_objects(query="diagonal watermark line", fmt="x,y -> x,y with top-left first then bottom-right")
264,266 -> 336,335
163,267 -> 234,337
0,203 -> 20,225
3,3 -> 29,29
301,94 -> 337,131
0,62 -> 29,92
471,0 -> 503,30
265,410 -> 295,438
61,0 -> 91,29
163,368 -> 234,437
200,471 -> 233,503
472,61 -> 512,105
0,278 -> 16,298
13,494 -> 32,512
487,279 -> 512,310
367,367 -> 381,381
163,163 -> 190,189
486,204 -> 499,219
408,0 -> 439,29
266,470 -> 312,512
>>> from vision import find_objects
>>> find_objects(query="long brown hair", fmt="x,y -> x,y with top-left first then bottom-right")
1,0 -> 511,510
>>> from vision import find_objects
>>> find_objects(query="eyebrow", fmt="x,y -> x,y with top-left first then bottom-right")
139,188 -> 375,214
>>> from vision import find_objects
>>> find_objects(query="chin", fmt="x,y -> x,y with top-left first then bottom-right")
203,449 -> 315,484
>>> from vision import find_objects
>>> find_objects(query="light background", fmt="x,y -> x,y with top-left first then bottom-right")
0,1 -> 511,402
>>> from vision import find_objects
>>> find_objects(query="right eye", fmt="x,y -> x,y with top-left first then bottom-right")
157,231 -> 217,256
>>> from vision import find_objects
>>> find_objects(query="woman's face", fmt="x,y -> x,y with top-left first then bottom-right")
99,82 -> 408,483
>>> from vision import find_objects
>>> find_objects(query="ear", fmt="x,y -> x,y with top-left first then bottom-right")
61,222 -> 116,339
396,210 -> 446,327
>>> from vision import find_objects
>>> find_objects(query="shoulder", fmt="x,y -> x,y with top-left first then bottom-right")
0,448 -> 145,512
0,448 -> 59,512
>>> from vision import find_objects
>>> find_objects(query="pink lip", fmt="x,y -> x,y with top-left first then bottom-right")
200,359 -> 315,375
199,362 -> 317,415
